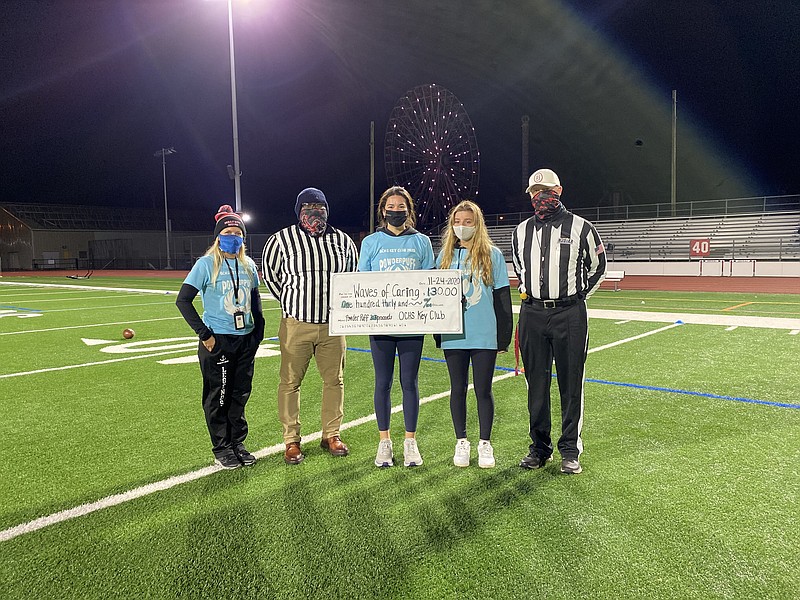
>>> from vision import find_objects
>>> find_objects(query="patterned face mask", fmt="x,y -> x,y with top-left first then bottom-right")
299,205 -> 328,236
531,189 -> 561,220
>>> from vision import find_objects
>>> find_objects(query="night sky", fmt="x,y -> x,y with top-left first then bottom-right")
2,0 -> 798,233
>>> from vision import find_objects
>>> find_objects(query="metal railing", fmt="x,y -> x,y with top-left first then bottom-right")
477,194 -> 800,228
32,256 -> 183,271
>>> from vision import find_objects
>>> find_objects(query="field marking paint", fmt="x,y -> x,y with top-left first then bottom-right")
0,280 -> 280,304
38,301 -> 179,313
614,320 -> 631,324
0,289 -> 92,297
486,364 -> 800,410
0,281 -> 178,295
2,302 -> 279,321
0,349 -> 193,379
594,291 -> 800,306
82,338 -> 118,345
587,378 -> 800,410
157,344 -> 282,364
725,326 -> 738,331
791,330 -> 799,336
587,308 -> 800,330
513,306 -> 800,331
723,302 -> 754,311
4,293 -> 152,304
588,323 -> 683,353
0,322 -> 671,543
0,316 -> 185,336
0,309 -> 42,320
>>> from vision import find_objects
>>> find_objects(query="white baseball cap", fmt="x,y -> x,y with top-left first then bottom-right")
526,168 -> 561,193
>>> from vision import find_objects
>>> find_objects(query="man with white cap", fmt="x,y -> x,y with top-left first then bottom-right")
511,168 -> 606,474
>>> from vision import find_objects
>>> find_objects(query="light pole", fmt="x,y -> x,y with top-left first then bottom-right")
227,0 -> 242,213
154,147 -> 177,269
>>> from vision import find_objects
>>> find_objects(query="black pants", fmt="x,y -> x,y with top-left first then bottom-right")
370,335 -> 424,432
518,300 -> 588,460
198,332 -> 259,455
444,348 -> 497,440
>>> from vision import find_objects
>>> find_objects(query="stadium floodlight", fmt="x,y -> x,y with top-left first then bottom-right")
154,147 -> 177,269
227,0 -> 242,213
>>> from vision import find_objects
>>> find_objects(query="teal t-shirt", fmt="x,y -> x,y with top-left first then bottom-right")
358,228 -> 435,272
436,246 -> 509,350
183,254 -> 261,335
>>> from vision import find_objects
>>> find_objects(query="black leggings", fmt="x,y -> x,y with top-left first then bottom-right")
370,335 -> 424,432
444,348 -> 497,440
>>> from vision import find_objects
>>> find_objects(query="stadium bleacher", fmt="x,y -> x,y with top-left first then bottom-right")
431,211 -> 800,263
593,211 -> 800,261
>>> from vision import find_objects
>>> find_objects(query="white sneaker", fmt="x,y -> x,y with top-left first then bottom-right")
403,438 -> 423,467
374,438 -> 394,467
478,440 -> 495,468
453,438 -> 470,467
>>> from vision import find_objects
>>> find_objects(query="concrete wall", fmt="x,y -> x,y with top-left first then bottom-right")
10,229 -> 273,270
606,260 -> 800,277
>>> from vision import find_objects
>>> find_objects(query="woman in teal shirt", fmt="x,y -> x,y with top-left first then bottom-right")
359,186 -> 434,468
436,200 -> 512,468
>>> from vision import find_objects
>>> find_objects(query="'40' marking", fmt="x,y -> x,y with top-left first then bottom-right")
80,336 -> 281,365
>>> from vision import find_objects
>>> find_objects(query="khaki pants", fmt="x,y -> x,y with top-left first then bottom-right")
277,316 -> 346,443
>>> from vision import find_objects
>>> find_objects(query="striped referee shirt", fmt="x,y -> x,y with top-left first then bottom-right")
511,208 -> 607,300
263,224 -> 358,324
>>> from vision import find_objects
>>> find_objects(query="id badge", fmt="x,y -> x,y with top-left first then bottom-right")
233,311 -> 246,331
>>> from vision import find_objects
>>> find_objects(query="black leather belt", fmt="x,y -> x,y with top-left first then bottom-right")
522,295 -> 581,309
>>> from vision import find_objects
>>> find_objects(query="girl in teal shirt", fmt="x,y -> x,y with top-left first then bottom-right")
436,200 -> 512,468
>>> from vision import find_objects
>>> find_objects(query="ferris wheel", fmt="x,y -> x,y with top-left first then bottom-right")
384,84 -> 480,230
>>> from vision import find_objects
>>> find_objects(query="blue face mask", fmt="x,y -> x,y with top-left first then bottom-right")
218,234 -> 244,254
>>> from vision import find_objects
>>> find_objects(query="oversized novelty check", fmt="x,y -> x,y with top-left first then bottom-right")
329,269 -> 463,335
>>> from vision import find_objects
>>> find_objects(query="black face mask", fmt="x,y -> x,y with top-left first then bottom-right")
385,210 -> 408,227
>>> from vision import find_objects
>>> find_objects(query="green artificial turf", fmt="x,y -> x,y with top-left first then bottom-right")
0,277 -> 798,599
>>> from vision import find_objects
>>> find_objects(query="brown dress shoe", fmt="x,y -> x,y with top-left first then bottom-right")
284,442 -> 304,465
320,435 -> 349,456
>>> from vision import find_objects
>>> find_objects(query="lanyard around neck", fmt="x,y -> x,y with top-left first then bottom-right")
223,257 -> 240,305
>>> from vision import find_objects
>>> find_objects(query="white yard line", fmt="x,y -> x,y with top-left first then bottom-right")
0,289 -> 93,297
590,308 -> 800,330
0,349 -> 195,379
20,301 -> 179,314
0,306 -> 281,332
0,317 -> 186,336
588,323 -> 682,353
0,324 -> 668,543
2,293 -> 151,303
510,306 -> 800,330
0,280 -> 279,303
0,281 -> 178,294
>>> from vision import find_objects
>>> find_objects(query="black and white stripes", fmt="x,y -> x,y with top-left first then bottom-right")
263,225 -> 358,324
511,211 -> 606,300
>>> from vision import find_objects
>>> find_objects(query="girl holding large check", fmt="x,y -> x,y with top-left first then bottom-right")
436,200 -> 513,468
358,186 -> 435,468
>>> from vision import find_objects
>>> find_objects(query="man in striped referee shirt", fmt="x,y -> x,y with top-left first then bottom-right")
262,188 -> 359,465
511,169 -> 606,475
